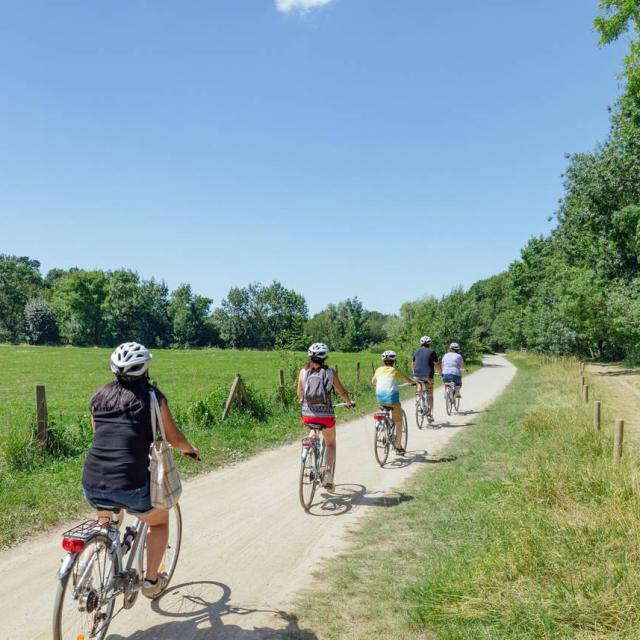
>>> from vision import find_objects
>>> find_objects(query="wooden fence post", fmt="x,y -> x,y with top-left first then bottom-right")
580,375 -> 585,388
371,362 -> 375,375
222,374 -> 243,421
583,384 -> 589,403
334,364 -> 338,375
356,362 -> 361,383
278,368 -> 286,405
580,362 -> 585,375
593,401 -> 601,431
35,385 -> 48,445
613,419 -> 624,462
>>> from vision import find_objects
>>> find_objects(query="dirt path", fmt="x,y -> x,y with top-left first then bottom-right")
0,355 -> 515,639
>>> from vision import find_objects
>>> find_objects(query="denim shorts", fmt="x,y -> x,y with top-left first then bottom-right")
83,482 -> 154,516
442,374 -> 462,386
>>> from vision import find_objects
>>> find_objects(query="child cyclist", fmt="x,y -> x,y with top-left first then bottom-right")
372,350 -> 415,454
297,343 -> 354,491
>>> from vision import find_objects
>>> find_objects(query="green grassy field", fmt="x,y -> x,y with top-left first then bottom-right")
292,354 -> 640,640
0,344 -> 419,547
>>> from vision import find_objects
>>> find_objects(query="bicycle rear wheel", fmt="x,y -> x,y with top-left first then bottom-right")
415,397 -> 425,429
299,446 -> 318,511
53,533 -> 115,640
401,410 -> 408,450
454,393 -> 461,412
374,420 -> 390,467
445,388 -> 453,415
138,503 -> 182,593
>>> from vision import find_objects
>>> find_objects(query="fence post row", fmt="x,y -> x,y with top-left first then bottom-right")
613,419 -> 625,462
593,401 -> 601,431
35,384 -> 48,444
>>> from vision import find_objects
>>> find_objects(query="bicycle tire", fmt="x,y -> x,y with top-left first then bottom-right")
454,394 -> 461,412
53,533 -> 115,640
401,410 -> 408,450
374,419 -> 390,467
299,446 -> 317,511
138,503 -> 182,593
415,396 -> 425,429
445,388 -> 453,416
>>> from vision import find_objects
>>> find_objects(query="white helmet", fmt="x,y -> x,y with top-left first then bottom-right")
308,342 -> 330,360
420,336 -> 432,345
381,350 -> 397,361
449,342 -> 460,352
110,342 -> 152,378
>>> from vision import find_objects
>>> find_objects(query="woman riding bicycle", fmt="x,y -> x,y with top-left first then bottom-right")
297,343 -> 354,491
441,342 -> 465,398
82,342 -> 199,598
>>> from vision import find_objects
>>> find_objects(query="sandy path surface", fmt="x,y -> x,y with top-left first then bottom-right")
0,354 -> 515,639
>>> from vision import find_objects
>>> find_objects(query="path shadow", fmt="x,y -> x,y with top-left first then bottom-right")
481,363 -> 505,368
306,484 -> 414,516
596,369 -> 640,377
107,580 -> 317,639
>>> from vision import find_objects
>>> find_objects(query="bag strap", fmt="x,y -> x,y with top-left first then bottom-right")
149,391 -> 168,442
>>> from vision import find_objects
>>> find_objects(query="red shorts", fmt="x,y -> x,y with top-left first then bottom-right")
301,416 -> 336,429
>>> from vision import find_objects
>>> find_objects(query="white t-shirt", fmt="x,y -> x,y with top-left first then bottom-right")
441,352 -> 463,375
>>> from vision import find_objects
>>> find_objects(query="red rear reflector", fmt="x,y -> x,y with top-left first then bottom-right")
62,538 -> 86,553
302,437 -> 313,448
374,413 -> 386,420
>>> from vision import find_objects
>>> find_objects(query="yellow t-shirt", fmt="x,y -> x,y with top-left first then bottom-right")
373,366 -> 404,403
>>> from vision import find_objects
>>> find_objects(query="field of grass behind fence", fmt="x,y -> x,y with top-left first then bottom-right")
292,353 -> 640,640
0,345 -> 417,547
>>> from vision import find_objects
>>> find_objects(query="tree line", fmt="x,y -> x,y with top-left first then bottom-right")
0,258 -> 391,351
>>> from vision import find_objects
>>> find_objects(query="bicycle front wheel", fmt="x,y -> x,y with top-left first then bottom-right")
401,410 -> 408,450
374,420 -> 390,467
53,533 -> 115,640
299,447 -> 318,511
138,503 -> 182,592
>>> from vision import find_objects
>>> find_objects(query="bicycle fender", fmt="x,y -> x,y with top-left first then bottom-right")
56,552 -> 77,580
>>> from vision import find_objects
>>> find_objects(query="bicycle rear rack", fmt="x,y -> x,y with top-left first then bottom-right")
62,520 -> 105,541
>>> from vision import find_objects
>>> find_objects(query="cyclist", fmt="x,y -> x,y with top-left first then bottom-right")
297,343 -> 354,491
412,336 -> 441,422
372,350 -> 415,454
441,342 -> 465,398
82,342 -> 199,598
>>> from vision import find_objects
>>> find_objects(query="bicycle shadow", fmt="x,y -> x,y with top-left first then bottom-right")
386,449 -> 458,468
107,580 -> 318,639
306,484 -> 414,516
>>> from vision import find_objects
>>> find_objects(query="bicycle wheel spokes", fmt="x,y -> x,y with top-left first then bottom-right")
445,388 -> 453,415
401,410 -> 408,451
299,446 -> 317,511
53,534 -> 115,640
415,396 -> 425,429
374,420 -> 390,467
139,504 -> 182,589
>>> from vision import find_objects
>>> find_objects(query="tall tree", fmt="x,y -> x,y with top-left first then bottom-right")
0,255 -> 43,341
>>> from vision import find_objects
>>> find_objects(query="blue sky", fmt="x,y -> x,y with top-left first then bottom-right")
0,0 -> 627,315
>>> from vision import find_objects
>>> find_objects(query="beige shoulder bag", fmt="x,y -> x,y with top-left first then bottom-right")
149,391 -> 182,509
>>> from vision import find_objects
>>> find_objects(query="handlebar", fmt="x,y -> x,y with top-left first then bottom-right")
334,402 -> 356,408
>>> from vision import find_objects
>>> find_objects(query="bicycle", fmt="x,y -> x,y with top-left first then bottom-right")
444,378 -> 461,415
299,402 -> 353,512
414,380 -> 435,428
53,503 -> 182,640
373,405 -> 408,467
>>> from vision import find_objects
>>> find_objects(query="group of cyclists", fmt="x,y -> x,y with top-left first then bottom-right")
298,336 -> 465,490
80,337 -> 464,600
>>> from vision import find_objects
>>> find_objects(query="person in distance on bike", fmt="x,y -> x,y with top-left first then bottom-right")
441,342 -> 465,398
412,336 -> 441,423
82,342 -> 199,599
372,350 -> 415,454
297,343 -> 354,491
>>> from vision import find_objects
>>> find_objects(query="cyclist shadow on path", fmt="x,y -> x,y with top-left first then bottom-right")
386,450 -> 458,469
107,580 -> 318,639
306,484 -> 414,517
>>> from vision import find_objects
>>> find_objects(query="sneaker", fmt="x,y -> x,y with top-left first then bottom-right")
322,471 -> 335,492
394,446 -> 406,455
427,414 -> 435,424
142,572 -> 169,599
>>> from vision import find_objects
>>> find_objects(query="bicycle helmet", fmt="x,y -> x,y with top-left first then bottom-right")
110,342 -> 152,378
381,350 -> 397,361
449,342 -> 461,352
308,342 -> 329,361
420,336 -> 432,345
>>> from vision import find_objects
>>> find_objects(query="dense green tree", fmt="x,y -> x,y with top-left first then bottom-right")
168,284 -> 213,348
23,298 -> 58,344
0,255 -> 43,341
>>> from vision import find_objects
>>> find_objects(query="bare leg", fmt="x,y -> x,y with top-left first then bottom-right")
323,427 -> 337,476
426,379 -> 434,414
138,509 -> 170,581
392,403 -> 403,448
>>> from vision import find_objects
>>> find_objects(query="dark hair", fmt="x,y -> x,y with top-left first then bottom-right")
90,375 -> 164,413
383,359 -> 395,366
305,356 -> 328,370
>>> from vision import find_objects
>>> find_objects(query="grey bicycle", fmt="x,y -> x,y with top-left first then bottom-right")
373,406 -> 408,467
53,504 -> 182,640
299,402 -> 352,511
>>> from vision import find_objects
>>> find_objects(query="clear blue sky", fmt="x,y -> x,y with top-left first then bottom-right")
0,0 -> 627,315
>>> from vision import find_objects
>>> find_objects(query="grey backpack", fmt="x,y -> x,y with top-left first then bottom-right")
303,368 -> 333,405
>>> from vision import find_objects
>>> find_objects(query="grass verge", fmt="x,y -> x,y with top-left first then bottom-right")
291,354 -> 640,640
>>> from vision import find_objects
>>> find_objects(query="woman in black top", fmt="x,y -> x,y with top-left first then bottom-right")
82,342 -> 198,598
